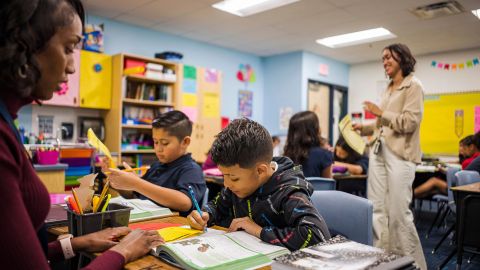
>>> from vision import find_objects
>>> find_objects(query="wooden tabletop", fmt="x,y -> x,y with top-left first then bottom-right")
49,215 -> 270,270
450,182 -> 480,194
333,174 -> 367,180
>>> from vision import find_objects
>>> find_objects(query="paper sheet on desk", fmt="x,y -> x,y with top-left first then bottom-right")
339,115 -> 366,155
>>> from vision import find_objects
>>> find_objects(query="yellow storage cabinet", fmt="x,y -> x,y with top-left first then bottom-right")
79,50 -> 112,109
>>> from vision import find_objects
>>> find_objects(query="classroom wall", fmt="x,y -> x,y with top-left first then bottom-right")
87,15 -> 264,123
348,47 -> 480,113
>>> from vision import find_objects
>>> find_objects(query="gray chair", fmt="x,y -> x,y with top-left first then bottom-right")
311,190 -> 373,245
306,177 -> 336,191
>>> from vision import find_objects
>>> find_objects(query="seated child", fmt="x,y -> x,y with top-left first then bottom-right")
333,136 -> 369,175
108,110 -> 206,216
188,118 -> 331,251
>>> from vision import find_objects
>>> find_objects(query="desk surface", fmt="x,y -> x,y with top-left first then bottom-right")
333,174 -> 367,180
451,182 -> 480,193
49,216 -> 270,270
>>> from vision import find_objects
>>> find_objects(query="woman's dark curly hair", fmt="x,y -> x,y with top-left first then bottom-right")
384,43 -> 416,77
0,0 -> 85,97
283,111 -> 327,164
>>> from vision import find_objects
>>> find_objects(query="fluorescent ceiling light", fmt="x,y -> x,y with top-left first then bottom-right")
316,27 -> 397,48
212,0 -> 300,17
472,9 -> 480,19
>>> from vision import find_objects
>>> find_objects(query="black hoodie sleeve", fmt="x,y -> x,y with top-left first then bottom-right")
203,188 -> 234,228
259,190 -> 331,251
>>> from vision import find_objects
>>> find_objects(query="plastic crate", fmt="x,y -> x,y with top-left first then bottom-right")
67,203 -> 132,236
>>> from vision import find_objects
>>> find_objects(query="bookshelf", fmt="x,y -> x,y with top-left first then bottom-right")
102,53 -> 180,167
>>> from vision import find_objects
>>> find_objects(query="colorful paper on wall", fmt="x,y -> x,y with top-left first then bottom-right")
238,90 -> 253,117
184,65 -> 197,80
204,69 -> 218,83
182,78 -> 197,94
202,92 -> 220,118
182,93 -> 197,107
475,106 -> 480,133
182,107 -> 198,122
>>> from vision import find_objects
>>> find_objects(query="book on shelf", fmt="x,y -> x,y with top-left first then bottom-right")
152,230 -> 290,270
272,235 -> 415,270
125,80 -> 172,103
109,196 -> 173,222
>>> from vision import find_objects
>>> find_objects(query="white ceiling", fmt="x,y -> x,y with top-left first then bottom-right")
83,0 -> 480,64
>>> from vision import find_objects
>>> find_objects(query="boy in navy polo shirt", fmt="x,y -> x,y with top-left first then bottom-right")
108,110 -> 206,216
187,118 -> 330,251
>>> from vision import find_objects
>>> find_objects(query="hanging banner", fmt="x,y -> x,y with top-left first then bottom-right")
431,57 -> 479,71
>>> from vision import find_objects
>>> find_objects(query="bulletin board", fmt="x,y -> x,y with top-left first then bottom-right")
420,91 -> 480,155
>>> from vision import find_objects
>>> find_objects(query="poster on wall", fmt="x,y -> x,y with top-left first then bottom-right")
238,90 -> 253,118
279,107 -> 293,131
475,106 -> 480,133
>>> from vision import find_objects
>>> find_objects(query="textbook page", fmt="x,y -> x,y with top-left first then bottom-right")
160,234 -> 271,270
109,197 -> 173,221
226,231 -> 290,259
339,115 -> 366,155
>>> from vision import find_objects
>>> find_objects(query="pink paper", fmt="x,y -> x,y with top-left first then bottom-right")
182,107 -> 198,122
475,106 -> 480,133
50,193 -> 70,205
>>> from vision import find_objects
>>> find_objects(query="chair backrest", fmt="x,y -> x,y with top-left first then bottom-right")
446,166 -> 461,203
305,177 -> 336,191
202,187 -> 209,208
311,190 -> 373,245
455,170 -> 480,186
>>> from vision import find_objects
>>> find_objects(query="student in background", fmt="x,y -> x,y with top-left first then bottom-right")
414,135 -> 477,198
187,118 -> 330,251
0,1 -> 163,268
353,43 -> 426,269
465,131 -> 480,174
108,111 -> 206,216
333,136 -> 369,175
272,135 -> 282,156
283,111 -> 333,178
460,134 -> 479,169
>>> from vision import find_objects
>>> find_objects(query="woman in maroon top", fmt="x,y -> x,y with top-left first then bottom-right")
0,1 -> 163,269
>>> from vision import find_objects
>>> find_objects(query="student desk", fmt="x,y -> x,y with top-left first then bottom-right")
35,163 -> 68,193
48,216 -> 271,270
448,182 -> 480,268
333,174 -> 367,196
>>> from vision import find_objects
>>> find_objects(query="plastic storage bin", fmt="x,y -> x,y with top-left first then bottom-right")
37,150 -> 59,165
67,203 -> 132,236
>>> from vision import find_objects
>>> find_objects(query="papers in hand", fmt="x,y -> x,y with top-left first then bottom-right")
339,115 -> 366,155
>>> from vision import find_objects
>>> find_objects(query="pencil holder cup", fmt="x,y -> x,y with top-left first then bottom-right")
67,203 -> 132,236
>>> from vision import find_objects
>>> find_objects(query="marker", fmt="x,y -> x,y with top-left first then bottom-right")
101,194 -> 111,212
188,185 -> 207,232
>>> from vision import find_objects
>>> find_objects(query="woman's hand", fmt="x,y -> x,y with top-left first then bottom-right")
107,167 -> 142,191
71,227 -> 131,253
228,217 -> 262,238
110,229 -> 164,263
363,101 -> 383,117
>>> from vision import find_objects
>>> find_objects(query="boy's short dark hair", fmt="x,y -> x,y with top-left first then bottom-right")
152,110 -> 192,141
210,118 -> 273,168
473,131 -> 480,149
460,135 -> 474,146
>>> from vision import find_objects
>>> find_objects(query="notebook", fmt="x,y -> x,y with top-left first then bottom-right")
109,197 -> 173,222
152,231 -> 290,270
45,204 -> 68,227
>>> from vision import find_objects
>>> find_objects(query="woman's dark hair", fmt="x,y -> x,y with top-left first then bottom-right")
383,43 -> 416,77
152,110 -> 192,141
284,111 -> 327,164
334,136 -> 362,164
0,0 -> 85,97
210,118 -> 272,168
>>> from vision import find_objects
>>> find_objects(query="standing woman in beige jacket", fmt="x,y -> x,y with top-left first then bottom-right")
354,43 -> 427,269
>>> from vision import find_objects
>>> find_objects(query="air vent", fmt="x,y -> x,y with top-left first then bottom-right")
411,1 -> 465,19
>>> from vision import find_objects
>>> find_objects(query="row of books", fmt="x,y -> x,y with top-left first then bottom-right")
122,105 -> 171,125
125,80 -> 172,103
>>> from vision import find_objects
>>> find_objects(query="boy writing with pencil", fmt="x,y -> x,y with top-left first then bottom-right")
107,110 -> 206,216
188,118 -> 331,251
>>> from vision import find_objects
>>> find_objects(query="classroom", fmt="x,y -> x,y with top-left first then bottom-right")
1,0 -> 480,269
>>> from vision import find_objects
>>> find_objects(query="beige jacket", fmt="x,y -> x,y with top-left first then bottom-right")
362,73 -> 424,163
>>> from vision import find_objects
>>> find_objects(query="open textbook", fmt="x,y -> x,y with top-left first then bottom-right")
339,115 -> 366,155
109,197 -> 173,222
152,231 -> 290,270
272,236 -> 414,270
